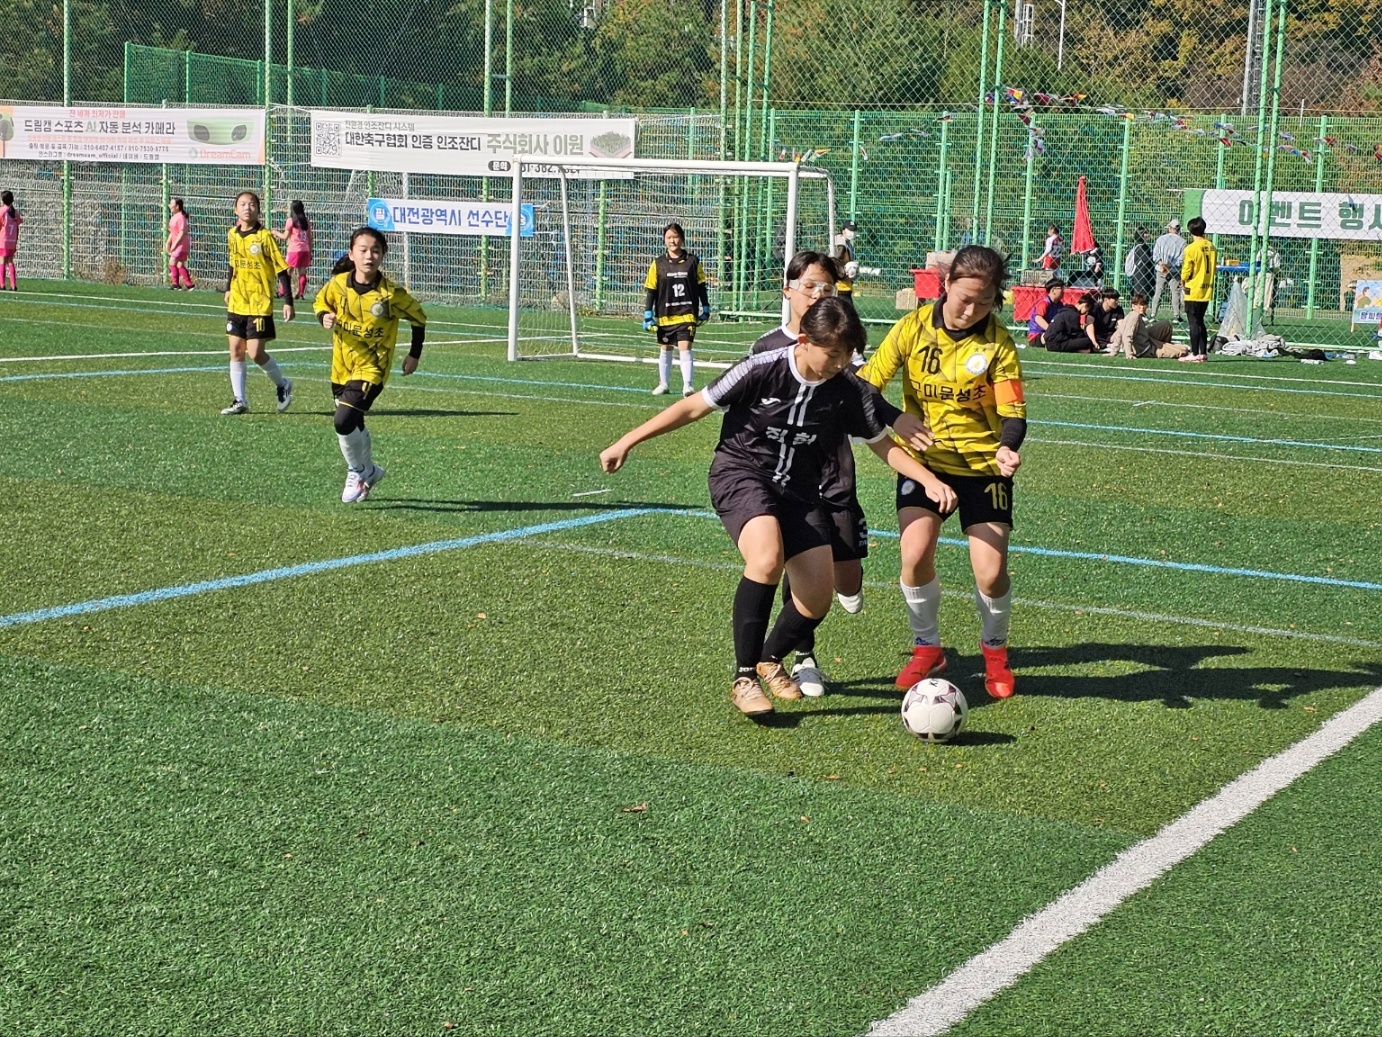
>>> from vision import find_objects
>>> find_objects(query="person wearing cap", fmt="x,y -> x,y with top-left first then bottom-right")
1150,219 -> 1186,322
833,221 -> 859,312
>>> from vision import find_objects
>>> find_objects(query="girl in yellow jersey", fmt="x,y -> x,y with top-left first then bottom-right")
313,227 -> 427,504
221,191 -> 295,416
858,245 -> 1026,700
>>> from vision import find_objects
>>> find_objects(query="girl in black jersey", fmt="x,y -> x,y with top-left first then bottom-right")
601,298 -> 956,719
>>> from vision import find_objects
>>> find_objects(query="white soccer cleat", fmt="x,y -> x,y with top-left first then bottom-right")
682,385 -> 696,397
341,469 -> 366,503
792,657 -> 827,698
836,589 -> 864,614
356,464 -> 387,501
651,382 -> 669,396
220,399 -> 249,416
276,377 -> 294,413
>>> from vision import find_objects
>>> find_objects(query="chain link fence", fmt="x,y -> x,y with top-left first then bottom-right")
2,0 -> 1379,348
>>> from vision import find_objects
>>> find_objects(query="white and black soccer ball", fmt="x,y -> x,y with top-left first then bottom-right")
901,678 -> 968,743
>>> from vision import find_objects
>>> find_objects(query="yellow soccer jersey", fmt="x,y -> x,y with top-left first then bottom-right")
314,272 -> 427,387
226,225 -> 288,316
858,302 -> 1025,478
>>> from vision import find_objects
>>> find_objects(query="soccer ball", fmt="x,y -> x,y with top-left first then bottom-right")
901,678 -> 968,743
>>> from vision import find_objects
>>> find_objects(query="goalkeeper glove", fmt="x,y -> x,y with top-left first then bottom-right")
699,304 -> 711,322
843,261 -> 860,279
643,309 -> 655,331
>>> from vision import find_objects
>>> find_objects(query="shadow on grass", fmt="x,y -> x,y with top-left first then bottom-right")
974,643 -> 1382,711
833,644 -> 1380,713
374,498 -> 693,515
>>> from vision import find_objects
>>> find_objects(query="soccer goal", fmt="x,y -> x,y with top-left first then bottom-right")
504,157 -> 838,369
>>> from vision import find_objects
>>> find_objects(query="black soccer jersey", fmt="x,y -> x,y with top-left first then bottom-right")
644,252 -> 708,329
704,347 -> 888,499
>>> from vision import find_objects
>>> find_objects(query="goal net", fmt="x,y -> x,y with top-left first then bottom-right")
505,157 -> 838,370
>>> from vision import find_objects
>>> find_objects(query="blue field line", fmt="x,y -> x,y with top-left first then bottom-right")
0,508 -> 672,631
1037,419 -> 1382,454
0,365 -> 224,383
862,529 -> 1382,591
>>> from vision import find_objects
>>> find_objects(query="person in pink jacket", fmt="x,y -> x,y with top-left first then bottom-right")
165,197 -> 196,290
272,199 -> 313,300
0,191 -> 23,291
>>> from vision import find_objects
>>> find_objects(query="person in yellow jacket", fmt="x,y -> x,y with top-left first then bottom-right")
313,226 -> 428,503
1179,216 -> 1217,363
857,244 -> 1026,701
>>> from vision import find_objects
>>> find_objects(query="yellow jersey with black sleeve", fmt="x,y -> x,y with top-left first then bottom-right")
643,252 -> 706,329
314,272 -> 428,387
858,302 -> 1025,478
226,225 -> 288,316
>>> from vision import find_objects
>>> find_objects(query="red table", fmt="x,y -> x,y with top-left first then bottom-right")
1012,284 -> 1093,321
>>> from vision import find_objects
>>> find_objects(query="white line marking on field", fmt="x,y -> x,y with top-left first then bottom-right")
1031,437 -> 1382,475
1042,392 -> 1382,425
522,540 -> 1382,648
571,488 -> 611,497
0,346 -> 329,363
865,681 -> 1382,1037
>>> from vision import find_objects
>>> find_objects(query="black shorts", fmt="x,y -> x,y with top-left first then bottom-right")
331,380 -> 386,412
656,323 -> 696,347
896,470 -> 1014,531
227,313 -> 276,342
709,468 -> 833,561
826,498 -> 869,561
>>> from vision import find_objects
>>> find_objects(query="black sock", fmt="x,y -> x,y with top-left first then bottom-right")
762,597 -> 823,664
779,572 -> 815,658
733,576 -> 778,678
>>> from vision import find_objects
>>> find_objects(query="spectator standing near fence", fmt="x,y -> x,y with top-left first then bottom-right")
0,191 -> 23,291
165,198 -> 195,291
1039,224 -> 1063,270
1150,219 -> 1186,322
1178,217 -> 1217,364
1125,227 -> 1155,300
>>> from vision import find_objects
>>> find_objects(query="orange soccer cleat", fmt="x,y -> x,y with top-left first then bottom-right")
981,644 -> 1016,699
895,644 -> 948,689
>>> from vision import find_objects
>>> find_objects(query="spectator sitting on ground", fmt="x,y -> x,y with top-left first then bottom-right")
1044,293 -> 1096,353
1086,288 -> 1125,352
1026,277 -> 1068,347
1106,293 -> 1187,359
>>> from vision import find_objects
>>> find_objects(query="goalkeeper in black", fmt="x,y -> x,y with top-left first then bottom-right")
643,222 -> 709,397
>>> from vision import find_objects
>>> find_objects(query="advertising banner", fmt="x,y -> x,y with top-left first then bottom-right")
1352,279 -> 1382,328
1200,189 -> 1382,242
312,112 -> 636,178
366,197 -> 535,237
0,105 -> 266,165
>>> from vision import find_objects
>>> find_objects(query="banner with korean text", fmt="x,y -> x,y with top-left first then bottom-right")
310,112 -> 636,178
367,198 -> 535,237
0,105 -> 265,165
1198,189 -> 1382,241
1352,280 -> 1382,329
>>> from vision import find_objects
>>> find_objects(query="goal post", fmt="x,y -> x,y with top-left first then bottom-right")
505,157 -> 838,366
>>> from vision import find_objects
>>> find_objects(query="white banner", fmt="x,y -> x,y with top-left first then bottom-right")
309,112 -> 636,178
0,105 -> 265,165
367,197 -> 535,237
1354,280 -> 1382,327
1201,189 -> 1382,241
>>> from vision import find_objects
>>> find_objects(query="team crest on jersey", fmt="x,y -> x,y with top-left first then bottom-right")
249,243 -> 261,255
370,300 -> 389,318
965,352 -> 990,375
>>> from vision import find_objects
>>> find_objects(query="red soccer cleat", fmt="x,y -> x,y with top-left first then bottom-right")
895,644 -> 947,689
981,644 -> 1015,699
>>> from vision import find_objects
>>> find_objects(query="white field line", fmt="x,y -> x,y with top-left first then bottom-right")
0,345 -> 330,362
1022,356 -> 1382,391
865,680 -> 1382,1037
1030,437 -> 1382,475
1039,391 -> 1382,425
521,540 -> 1382,649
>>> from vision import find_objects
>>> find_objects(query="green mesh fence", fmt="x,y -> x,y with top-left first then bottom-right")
1,0 -> 1380,350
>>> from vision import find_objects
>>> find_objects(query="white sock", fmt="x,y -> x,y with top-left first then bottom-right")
975,587 -> 1012,648
679,349 -> 694,388
229,360 -> 248,402
338,427 -> 370,471
259,355 -> 286,388
901,578 -> 942,646
658,349 -> 673,386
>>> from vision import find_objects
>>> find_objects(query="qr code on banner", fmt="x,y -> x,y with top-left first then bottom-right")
313,120 -> 341,157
